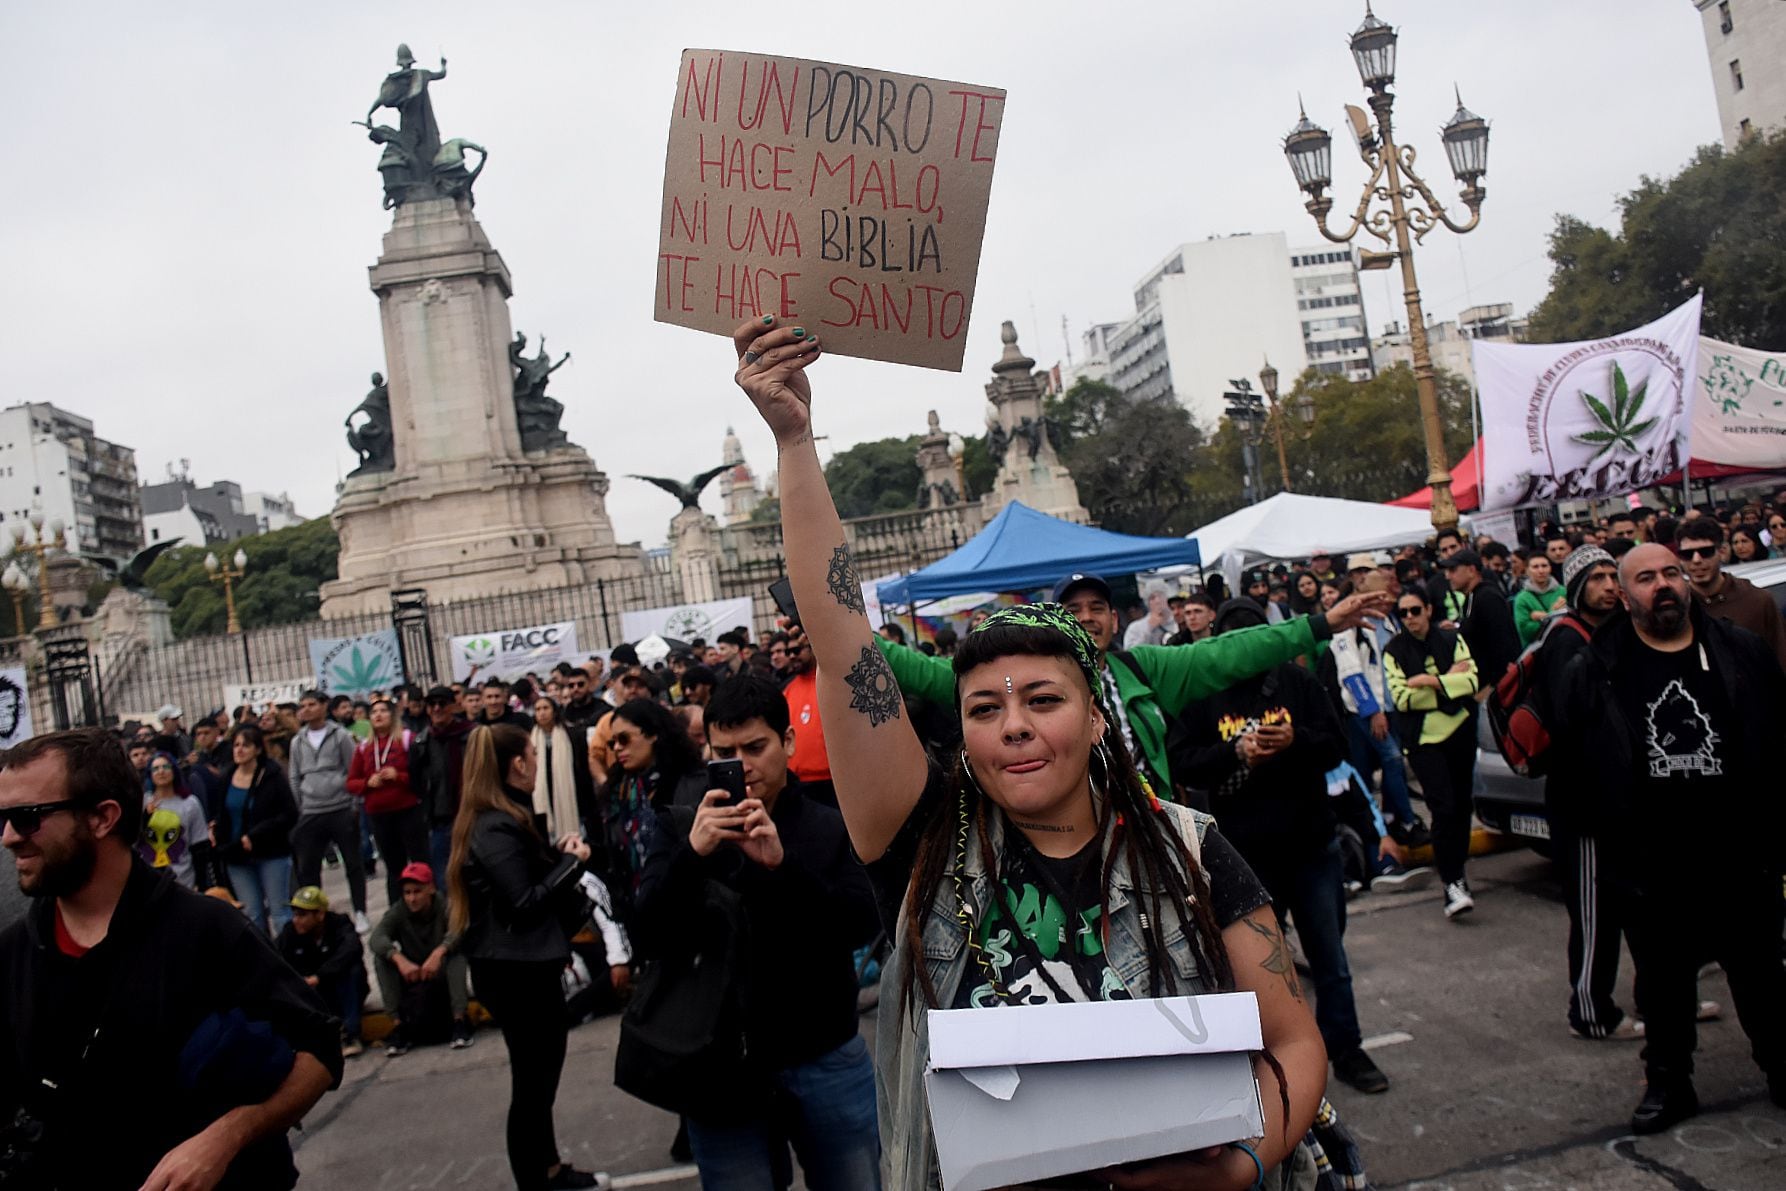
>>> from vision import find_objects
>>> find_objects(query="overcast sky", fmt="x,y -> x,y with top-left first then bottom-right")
0,1 -> 1721,550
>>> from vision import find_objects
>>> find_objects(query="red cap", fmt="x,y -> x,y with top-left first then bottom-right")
399,862 -> 434,886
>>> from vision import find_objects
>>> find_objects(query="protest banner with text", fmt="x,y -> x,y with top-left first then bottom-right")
1691,336 -> 1786,470
655,49 -> 1005,371
308,630 -> 405,699
449,621 -> 580,684
620,597 -> 753,644
224,679 -> 314,713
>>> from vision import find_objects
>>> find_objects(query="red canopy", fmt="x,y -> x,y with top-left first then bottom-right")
1390,439 -> 1482,512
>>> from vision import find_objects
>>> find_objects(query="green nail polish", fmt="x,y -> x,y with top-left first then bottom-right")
792,327 -> 806,337
762,314 -> 775,324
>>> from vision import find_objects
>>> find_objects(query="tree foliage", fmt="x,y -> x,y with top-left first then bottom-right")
1047,380 -> 1206,536
144,517 -> 340,639
1527,132 -> 1786,347
824,437 -> 924,519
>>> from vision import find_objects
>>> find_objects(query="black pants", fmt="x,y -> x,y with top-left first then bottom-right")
368,806 -> 429,905
291,807 -> 367,914
471,957 -> 570,1190
1554,829 -> 1631,1036
1405,726 -> 1476,885
1626,866 -> 1786,1083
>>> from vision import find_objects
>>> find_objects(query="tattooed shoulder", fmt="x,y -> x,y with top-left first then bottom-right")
844,644 -> 903,727
826,544 -> 867,615
1242,916 -> 1303,1001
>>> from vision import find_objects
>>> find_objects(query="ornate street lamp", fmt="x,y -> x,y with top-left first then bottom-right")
205,547 -> 249,634
12,511 -> 67,630
1282,3 -> 1491,531
1,561 -> 27,637
1257,361 -> 1293,493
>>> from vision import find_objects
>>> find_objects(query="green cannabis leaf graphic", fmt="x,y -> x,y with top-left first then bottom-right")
330,645 -> 392,695
1574,361 -> 1658,462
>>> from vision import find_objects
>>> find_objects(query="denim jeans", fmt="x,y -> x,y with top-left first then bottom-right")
1343,715 -> 1415,828
227,856 -> 293,936
1253,838 -> 1363,1059
430,823 -> 453,893
688,1034 -> 881,1191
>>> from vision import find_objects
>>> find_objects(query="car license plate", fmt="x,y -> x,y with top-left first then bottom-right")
1510,814 -> 1550,840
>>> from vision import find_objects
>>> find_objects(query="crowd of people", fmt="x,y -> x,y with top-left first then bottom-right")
2,315 -> 1784,1186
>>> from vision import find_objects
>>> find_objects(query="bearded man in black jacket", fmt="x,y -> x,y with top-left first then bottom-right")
0,729 -> 341,1190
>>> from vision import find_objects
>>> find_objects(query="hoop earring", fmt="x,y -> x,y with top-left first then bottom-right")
1091,740 -> 1114,787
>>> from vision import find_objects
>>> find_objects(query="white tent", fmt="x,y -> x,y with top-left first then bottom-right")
1179,493 -> 1437,585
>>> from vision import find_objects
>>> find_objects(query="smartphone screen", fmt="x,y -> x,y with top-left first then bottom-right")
707,758 -> 748,805
769,576 -> 800,626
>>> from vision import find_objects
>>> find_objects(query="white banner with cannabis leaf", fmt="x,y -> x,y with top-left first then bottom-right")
1691,336 -> 1786,470
1477,294 -> 1701,511
308,630 -> 405,699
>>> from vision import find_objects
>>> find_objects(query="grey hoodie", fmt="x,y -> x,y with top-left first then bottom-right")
288,719 -> 357,817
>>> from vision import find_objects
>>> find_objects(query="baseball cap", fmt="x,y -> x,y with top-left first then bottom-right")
157,704 -> 183,722
1051,573 -> 1113,604
399,862 -> 435,886
1243,569 -> 1269,587
289,885 -> 329,911
1345,552 -> 1376,572
1442,548 -> 1482,571
424,685 -> 457,705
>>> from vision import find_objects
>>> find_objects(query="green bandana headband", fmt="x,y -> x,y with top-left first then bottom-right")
966,603 -> 1103,707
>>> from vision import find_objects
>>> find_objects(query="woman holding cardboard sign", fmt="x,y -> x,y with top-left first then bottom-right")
733,318 -> 1365,1189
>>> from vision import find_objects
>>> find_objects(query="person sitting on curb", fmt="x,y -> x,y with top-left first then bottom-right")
370,862 -> 475,1054
277,886 -> 369,1058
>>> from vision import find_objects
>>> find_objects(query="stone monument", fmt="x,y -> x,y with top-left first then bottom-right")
914,410 -> 963,509
980,322 -> 1088,524
322,45 -> 637,616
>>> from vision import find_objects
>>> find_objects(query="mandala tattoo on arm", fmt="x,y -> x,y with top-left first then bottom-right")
844,645 -> 903,727
825,543 -> 867,615
1243,917 -> 1303,1001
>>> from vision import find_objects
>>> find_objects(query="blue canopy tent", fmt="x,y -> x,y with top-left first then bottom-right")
875,502 -> 1202,607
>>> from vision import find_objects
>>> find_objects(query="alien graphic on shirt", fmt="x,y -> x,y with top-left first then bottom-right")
1644,679 -> 1723,778
140,805 -> 188,869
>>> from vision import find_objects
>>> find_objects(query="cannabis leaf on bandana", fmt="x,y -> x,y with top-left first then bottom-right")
1575,361 -> 1658,462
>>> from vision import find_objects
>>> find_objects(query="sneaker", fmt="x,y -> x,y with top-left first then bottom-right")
1442,880 -> 1475,919
451,1018 -> 475,1049
1696,999 -> 1723,1023
1332,1048 -> 1390,1094
1403,818 -> 1433,850
353,911 -> 372,935
1631,1078 -> 1698,1135
1571,1016 -> 1643,1041
543,1164 -> 604,1189
1344,879 -> 1365,898
341,1036 -> 365,1059
383,1027 -> 411,1057
1371,860 -> 1435,893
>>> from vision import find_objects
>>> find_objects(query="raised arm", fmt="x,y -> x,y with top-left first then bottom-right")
732,319 -> 929,862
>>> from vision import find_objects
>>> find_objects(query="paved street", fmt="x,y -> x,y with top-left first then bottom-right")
287,846 -> 1785,1190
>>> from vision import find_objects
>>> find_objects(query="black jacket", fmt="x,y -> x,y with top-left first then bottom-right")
633,780 -> 879,1070
1170,662 -> 1345,863
0,861 -> 342,1190
410,718 -> 474,825
459,793 -> 581,964
1552,604 -> 1786,861
275,911 -> 365,983
1457,581 -> 1522,689
215,760 -> 299,865
1536,612 -> 1598,832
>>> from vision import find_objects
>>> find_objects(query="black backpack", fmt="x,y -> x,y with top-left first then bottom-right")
613,808 -> 759,1119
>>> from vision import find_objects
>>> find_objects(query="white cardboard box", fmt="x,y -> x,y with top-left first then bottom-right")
925,993 -> 1266,1191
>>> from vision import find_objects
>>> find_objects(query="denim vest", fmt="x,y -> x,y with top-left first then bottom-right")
875,802 -> 1217,1191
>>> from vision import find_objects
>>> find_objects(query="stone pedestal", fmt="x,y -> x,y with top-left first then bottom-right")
321,199 -> 638,616
981,322 -> 1089,524
671,507 -> 721,604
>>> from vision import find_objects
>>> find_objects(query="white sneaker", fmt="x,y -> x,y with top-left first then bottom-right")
1443,880 -> 1475,919
353,911 -> 372,934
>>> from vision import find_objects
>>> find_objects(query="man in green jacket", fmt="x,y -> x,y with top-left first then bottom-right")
876,573 -> 1390,799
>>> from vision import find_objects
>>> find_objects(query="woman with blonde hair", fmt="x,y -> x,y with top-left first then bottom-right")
448,723 -> 599,1190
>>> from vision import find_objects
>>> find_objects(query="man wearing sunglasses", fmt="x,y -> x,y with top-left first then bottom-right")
0,728 -> 342,1189
1676,521 -> 1786,671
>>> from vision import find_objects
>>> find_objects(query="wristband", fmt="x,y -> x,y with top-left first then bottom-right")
1230,1142 -> 1264,1191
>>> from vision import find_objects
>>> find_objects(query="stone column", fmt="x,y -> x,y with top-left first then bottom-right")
982,321 -> 1089,523
671,506 -> 721,604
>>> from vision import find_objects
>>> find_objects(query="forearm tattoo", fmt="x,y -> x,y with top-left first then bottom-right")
844,645 -> 903,727
1243,917 -> 1303,1001
826,543 -> 867,615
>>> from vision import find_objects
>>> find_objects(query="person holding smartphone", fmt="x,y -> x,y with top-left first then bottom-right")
633,674 -> 882,1189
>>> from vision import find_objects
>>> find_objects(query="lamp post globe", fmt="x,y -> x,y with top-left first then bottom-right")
1283,106 -> 1333,198
1441,90 -> 1491,186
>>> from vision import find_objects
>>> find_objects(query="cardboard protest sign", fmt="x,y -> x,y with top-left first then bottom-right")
656,49 -> 1005,371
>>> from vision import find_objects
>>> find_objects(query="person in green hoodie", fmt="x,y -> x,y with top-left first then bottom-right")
874,571 -> 1391,803
1513,553 -> 1567,648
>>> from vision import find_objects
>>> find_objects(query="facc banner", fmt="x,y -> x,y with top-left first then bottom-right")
449,621 -> 580,683
308,630 -> 404,698
1477,294 -> 1701,510
1691,336 -> 1786,470
620,597 -> 753,644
